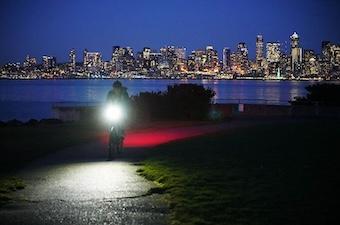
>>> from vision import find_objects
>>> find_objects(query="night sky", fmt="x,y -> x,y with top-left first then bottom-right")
1,0 -> 339,64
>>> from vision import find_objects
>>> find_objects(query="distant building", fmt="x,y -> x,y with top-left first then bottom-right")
111,46 -> 135,72
205,46 -> 219,72
266,42 -> 281,63
222,47 -> 231,70
174,47 -> 186,60
69,49 -> 76,71
142,47 -> 151,60
159,46 -> 176,71
321,41 -> 340,77
231,42 -> 249,75
23,55 -> 37,68
83,49 -> 102,70
256,35 -> 264,63
303,49 -> 319,76
322,41 -> 332,61
290,32 -> 302,76
42,55 -> 56,69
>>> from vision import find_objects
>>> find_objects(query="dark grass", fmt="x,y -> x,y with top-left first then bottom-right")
139,120 -> 340,225
0,177 -> 25,205
0,122 -> 101,174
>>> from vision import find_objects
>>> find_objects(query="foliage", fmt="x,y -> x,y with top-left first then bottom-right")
132,84 -> 215,120
290,83 -> 340,106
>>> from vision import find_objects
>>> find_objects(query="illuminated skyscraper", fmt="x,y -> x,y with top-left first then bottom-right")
111,46 -> 135,72
256,35 -> 264,63
142,47 -> 151,60
42,55 -> 56,69
175,47 -> 186,60
290,32 -> 302,75
69,49 -> 76,71
222,47 -> 231,70
303,49 -> 319,76
266,42 -> 281,63
83,49 -> 102,69
23,55 -> 37,68
234,42 -> 249,75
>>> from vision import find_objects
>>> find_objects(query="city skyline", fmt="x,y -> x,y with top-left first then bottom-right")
2,31 -> 339,80
1,32 -> 338,65
1,0 -> 340,64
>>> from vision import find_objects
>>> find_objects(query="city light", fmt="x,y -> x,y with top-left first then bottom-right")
1,33 -> 339,80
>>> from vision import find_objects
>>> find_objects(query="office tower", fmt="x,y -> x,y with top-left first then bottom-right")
266,42 -> 281,63
320,41 -> 340,78
111,46 -> 121,64
187,50 -> 205,72
321,41 -> 331,61
237,42 -> 248,58
69,49 -> 76,71
111,46 -> 135,72
142,47 -> 151,60
42,55 -> 56,69
175,47 -> 186,60
83,49 -> 102,69
126,47 -> 134,57
205,46 -> 219,72
83,49 -> 88,66
303,49 -> 319,76
256,35 -> 264,63
290,32 -> 302,74
23,55 -> 37,68
234,42 -> 249,75
222,47 -> 231,70
326,43 -> 340,66
159,46 -> 178,71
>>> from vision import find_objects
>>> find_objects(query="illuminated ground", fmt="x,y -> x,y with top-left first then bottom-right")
0,121 -> 248,225
0,121 -> 247,225
0,142 -> 169,225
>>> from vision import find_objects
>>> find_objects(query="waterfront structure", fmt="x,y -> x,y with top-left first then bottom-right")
290,32 -> 303,76
42,55 -> 56,69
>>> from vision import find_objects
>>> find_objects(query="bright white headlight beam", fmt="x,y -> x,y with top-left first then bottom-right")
104,104 -> 124,123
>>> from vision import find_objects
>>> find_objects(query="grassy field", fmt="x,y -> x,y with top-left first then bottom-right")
139,119 -> 340,225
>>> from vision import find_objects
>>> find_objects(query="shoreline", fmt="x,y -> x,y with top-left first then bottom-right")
1,77 -> 339,81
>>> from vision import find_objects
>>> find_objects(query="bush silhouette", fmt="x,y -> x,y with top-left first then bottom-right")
290,83 -> 340,106
133,84 -> 215,120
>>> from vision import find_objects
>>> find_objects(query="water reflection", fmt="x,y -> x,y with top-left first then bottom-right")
0,79 -> 336,121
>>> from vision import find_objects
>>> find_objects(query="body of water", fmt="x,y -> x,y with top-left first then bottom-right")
0,79 -> 331,121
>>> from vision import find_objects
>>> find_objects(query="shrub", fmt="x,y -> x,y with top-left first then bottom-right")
290,83 -> 340,106
132,84 -> 215,120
